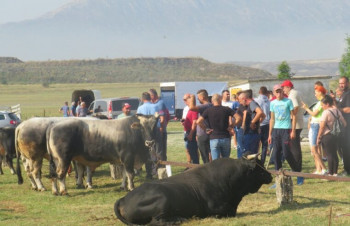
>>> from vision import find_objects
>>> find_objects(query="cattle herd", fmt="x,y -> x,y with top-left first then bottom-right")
1,115 -> 272,225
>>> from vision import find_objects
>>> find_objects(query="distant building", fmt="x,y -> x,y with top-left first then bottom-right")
228,75 -> 333,106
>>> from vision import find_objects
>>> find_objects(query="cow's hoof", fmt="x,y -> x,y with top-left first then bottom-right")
76,184 -> 84,189
0,171 -> 4,175
86,184 -> 93,189
52,191 -> 58,196
60,191 -> 68,196
31,187 -> 38,191
38,187 -> 47,192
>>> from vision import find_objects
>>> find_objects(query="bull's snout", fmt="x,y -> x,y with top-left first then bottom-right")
145,140 -> 155,147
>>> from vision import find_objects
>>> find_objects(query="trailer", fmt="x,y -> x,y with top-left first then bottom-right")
160,81 -> 228,119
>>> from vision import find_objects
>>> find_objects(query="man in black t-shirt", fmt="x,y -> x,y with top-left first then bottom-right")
238,90 -> 265,156
196,94 -> 235,160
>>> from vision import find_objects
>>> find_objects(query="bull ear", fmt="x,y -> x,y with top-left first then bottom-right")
131,122 -> 141,130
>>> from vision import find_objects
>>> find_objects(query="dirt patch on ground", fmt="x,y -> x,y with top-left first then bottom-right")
0,200 -> 26,213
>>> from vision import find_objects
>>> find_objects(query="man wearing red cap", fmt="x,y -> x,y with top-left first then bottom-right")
281,79 -> 304,185
117,103 -> 132,119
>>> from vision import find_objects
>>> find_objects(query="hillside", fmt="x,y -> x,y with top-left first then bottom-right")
232,59 -> 340,76
0,57 -> 272,84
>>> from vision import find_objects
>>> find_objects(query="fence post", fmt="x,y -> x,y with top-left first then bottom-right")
276,174 -> 293,206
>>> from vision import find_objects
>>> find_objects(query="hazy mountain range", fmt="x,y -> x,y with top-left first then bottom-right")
1,0 -> 349,63
233,58 -> 340,76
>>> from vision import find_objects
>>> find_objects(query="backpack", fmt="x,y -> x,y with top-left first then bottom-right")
326,109 -> 344,136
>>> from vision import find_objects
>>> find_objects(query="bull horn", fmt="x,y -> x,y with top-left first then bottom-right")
246,153 -> 261,160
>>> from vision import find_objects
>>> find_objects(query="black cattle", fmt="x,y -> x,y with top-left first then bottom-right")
0,127 -> 16,175
114,154 -> 272,225
47,114 -> 158,195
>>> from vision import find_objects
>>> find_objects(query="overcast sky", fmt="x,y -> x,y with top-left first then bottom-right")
0,0 -> 72,24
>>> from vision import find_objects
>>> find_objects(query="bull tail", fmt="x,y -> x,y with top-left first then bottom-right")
46,126 -> 57,179
15,127 -> 23,185
114,199 -> 131,225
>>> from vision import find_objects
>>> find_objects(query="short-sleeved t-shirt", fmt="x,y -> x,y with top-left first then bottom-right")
320,108 -> 344,135
337,89 -> 350,130
222,101 -> 234,109
288,89 -> 304,129
243,100 -> 261,134
183,110 -> 198,132
196,103 -> 213,137
235,104 -> 247,128
310,101 -> 323,124
270,98 -> 294,129
61,105 -> 70,117
201,106 -> 234,139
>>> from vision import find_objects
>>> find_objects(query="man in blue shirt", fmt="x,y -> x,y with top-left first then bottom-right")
268,84 -> 296,173
137,92 -> 158,179
149,89 -> 168,162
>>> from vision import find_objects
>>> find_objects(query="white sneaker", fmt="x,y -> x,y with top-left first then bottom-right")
321,169 -> 328,175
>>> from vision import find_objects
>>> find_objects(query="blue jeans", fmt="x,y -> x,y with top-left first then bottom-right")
260,124 -> 269,164
235,127 -> 244,158
242,133 -> 260,156
184,132 -> 199,164
210,138 -> 231,160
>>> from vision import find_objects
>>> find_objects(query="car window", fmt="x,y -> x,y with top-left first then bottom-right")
112,99 -> 139,111
9,113 -> 20,120
0,114 -> 5,120
88,102 -> 95,112
95,101 -> 107,112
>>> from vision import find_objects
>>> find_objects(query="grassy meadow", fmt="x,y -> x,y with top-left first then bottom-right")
0,83 -> 350,225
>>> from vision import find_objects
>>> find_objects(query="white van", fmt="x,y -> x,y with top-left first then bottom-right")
88,97 -> 140,119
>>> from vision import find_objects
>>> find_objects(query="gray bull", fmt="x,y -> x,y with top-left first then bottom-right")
47,114 -> 158,195
15,117 -> 99,191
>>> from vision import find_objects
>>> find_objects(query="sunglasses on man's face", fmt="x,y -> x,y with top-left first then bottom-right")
276,90 -> 282,93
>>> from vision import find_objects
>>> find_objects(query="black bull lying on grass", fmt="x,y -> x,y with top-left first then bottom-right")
47,114 -> 159,195
114,154 -> 272,225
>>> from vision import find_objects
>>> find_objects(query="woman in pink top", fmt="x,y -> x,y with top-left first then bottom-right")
317,95 -> 347,176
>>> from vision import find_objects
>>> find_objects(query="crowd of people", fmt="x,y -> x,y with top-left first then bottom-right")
178,77 -> 350,186
59,96 -> 89,117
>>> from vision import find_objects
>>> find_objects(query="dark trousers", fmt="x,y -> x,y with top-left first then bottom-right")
184,132 -> 199,164
260,124 -> 269,164
155,129 -> 167,161
342,129 -> 350,174
272,129 -> 291,171
321,133 -> 338,175
197,135 -> 210,163
290,128 -> 303,172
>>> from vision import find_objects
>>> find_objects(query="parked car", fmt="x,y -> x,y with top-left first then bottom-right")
0,111 -> 21,128
88,97 -> 140,119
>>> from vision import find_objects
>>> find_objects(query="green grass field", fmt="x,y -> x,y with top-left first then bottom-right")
0,84 -> 350,225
